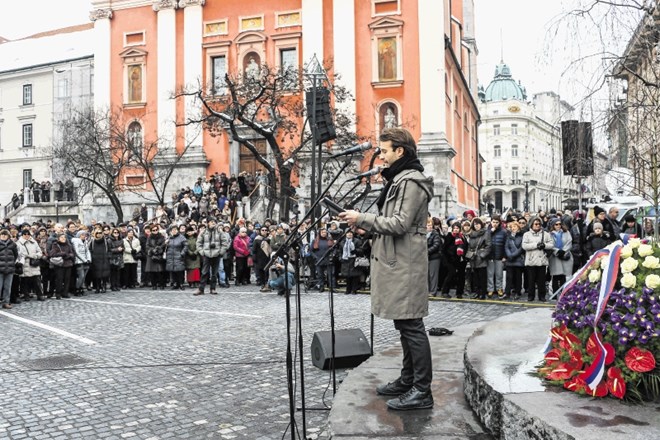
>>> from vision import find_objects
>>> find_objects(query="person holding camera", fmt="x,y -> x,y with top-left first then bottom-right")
267,253 -> 295,296
195,217 -> 230,295
522,216 -> 555,302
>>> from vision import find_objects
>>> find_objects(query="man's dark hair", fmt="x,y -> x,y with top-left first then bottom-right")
379,128 -> 417,158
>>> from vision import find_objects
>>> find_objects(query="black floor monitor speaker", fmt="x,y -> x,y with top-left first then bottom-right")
311,328 -> 371,370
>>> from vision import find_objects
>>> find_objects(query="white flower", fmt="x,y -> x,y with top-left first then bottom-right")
638,244 -> 654,258
642,255 -> 660,270
588,270 -> 601,283
600,256 -> 610,270
620,257 -> 639,274
628,237 -> 642,249
620,245 -> 634,259
645,274 -> 660,289
621,272 -> 637,289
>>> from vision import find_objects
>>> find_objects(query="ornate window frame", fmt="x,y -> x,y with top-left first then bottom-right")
239,15 -> 265,33
368,17 -> 404,87
204,41 -> 231,96
119,47 -> 148,107
272,32 -> 301,90
234,31 -> 267,78
372,0 -> 400,17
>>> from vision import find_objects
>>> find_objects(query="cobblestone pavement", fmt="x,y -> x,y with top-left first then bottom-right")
0,285 -> 528,440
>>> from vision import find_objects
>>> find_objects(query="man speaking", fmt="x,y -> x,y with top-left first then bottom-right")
339,128 -> 434,410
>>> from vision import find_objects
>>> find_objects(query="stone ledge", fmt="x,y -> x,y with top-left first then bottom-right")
464,308 -> 659,440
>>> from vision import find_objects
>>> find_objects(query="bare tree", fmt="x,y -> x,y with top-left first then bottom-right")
176,62 -> 359,221
52,107 -> 194,222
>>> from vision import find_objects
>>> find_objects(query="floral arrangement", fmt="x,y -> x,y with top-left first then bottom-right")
537,238 -> 660,402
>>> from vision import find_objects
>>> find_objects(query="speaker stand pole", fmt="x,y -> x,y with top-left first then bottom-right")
328,260 -> 338,396
282,251 -> 299,440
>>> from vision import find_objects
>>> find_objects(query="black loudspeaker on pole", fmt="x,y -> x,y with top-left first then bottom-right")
561,120 -> 594,176
306,87 -> 337,144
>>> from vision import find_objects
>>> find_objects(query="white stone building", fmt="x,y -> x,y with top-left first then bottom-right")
0,25 -> 94,218
478,62 -> 576,214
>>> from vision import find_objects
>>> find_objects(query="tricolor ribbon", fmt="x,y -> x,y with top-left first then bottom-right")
541,241 -> 624,391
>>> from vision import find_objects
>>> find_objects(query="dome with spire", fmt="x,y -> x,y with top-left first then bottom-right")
482,62 -> 527,103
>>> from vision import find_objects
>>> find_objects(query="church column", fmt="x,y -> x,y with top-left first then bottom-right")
302,0 -> 324,66
333,0 -> 356,131
417,0 -> 452,214
89,8 -> 113,111
153,1 -> 177,147
180,0 -> 204,148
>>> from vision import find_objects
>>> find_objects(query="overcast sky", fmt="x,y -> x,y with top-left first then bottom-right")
0,0 -> 91,40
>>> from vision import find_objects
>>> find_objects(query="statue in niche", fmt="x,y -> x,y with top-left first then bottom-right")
128,65 -> 142,102
380,104 -> 399,130
244,54 -> 261,81
384,106 -> 397,128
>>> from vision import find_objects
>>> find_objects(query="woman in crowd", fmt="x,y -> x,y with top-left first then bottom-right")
122,229 -> 141,289
36,227 -> 51,296
504,220 -> 525,300
165,224 -> 188,290
71,230 -> 92,295
109,228 -> 124,291
49,233 -> 75,300
0,229 -> 18,309
426,218 -> 442,297
340,229 -> 361,295
548,218 -> 573,294
439,221 -> 468,299
17,229 -> 43,301
522,217 -> 555,302
233,227 -> 252,286
467,218 -> 491,300
146,224 -> 167,290
312,227 -> 335,293
89,229 -> 110,293
185,226 -> 201,288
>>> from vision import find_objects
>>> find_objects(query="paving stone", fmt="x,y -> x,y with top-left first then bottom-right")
0,286 -> 523,438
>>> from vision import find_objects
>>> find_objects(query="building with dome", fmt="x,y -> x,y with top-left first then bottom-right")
478,62 -> 575,214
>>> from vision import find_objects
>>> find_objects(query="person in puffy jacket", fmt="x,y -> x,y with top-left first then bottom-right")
504,221 -> 525,300
195,217 -> 230,295
184,226 -> 201,289
0,229 -> 18,309
108,228 -> 124,291
71,230 -> 91,295
486,215 -> 507,299
467,218 -> 491,300
439,221 -> 468,299
122,229 -> 141,289
233,227 -> 252,286
548,218 -> 573,294
17,229 -> 43,301
165,225 -> 188,290
522,217 -> 555,302
585,222 -> 609,257
49,233 -> 75,299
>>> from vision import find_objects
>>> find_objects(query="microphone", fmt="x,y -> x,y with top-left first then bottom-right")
330,141 -> 372,157
347,166 -> 382,181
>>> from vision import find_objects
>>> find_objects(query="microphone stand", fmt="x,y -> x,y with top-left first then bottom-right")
266,157 -> 356,439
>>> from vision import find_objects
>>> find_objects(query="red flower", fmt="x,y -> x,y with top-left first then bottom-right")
625,347 -> 657,373
560,332 -> 581,351
564,377 -> 587,393
567,349 -> 584,370
547,363 -> 573,381
585,381 -> 608,397
550,324 -> 569,342
586,333 -> 615,365
544,349 -> 562,366
606,367 -> 626,399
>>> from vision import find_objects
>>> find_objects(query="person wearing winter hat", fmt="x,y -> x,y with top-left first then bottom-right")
0,229 -> 17,309
586,222 -> 609,256
439,221 -> 468,299
586,206 -> 609,238
621,214 -> 642,237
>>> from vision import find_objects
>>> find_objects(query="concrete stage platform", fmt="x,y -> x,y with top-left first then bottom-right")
328,309 -> 660,439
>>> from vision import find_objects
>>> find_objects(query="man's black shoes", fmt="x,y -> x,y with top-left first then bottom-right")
376,378 -> 412,396
386,386 -> 434,410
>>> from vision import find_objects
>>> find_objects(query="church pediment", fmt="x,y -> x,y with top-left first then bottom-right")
368,16 -> 404,30
234,31 -> 267,45
119,47 -> 148,59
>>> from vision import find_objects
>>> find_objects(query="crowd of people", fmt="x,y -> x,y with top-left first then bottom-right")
0,167 -> 655,310
426,205 -> 655,303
